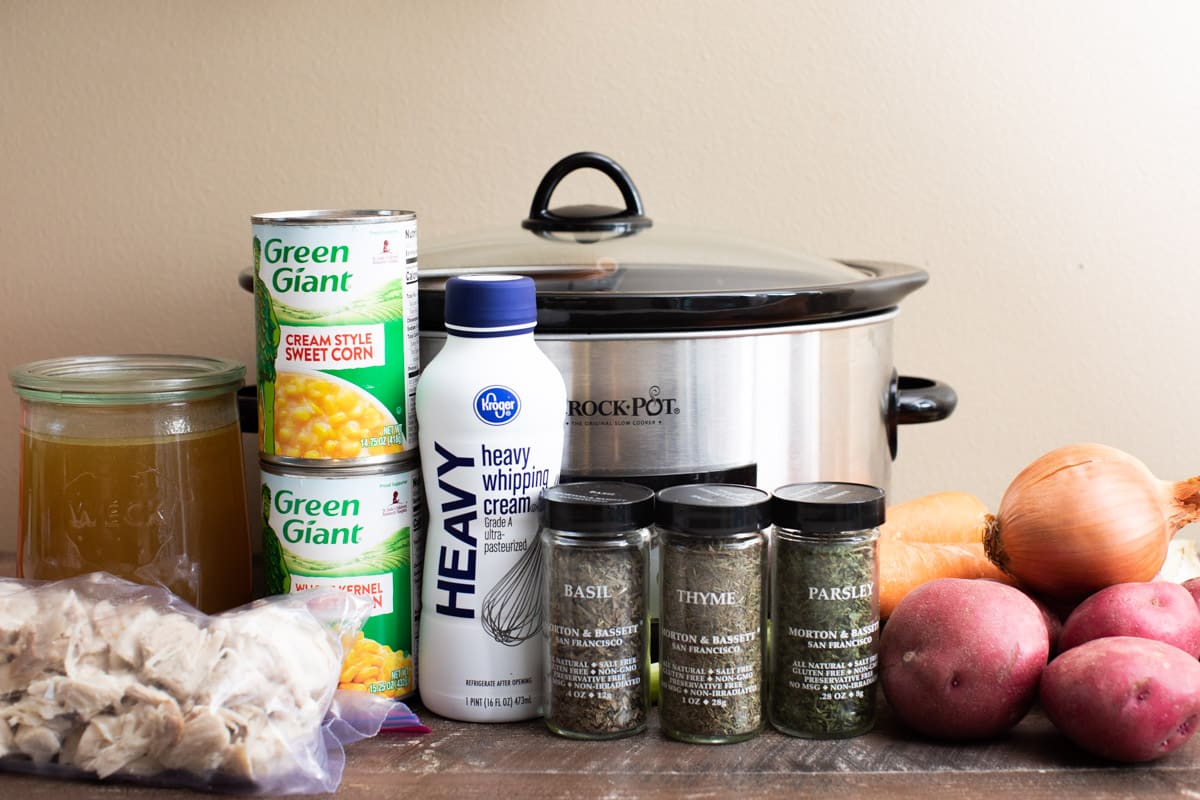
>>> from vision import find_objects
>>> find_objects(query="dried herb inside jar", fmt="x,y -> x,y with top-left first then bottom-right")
659,535 -> 766,741
541,482 -> 654,740
769,482 -> 884,739
655,483 -> 771,745
546,540 -> 648,736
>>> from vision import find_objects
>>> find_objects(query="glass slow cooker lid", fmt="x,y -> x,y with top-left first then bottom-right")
419,152 -> 928,333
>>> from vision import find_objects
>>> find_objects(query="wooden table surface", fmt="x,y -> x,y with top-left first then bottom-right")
3,556 -> 1199,798
3,702 -> 1198,799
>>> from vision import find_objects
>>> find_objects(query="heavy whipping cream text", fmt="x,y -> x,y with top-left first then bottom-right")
429,442 -> 477,620
429,440 -> 556,619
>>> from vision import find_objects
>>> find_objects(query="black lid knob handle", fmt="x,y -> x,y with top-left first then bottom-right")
522,152 -> 652,239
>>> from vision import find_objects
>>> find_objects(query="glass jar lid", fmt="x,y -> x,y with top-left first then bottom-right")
10,354 -> 246,405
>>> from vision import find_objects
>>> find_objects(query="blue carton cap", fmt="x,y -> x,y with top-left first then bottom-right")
444,274 -> 538,336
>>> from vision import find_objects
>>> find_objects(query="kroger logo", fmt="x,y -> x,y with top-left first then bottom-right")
474,386 -> 521,426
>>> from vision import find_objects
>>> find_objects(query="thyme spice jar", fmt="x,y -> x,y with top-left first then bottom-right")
656,484 -> 770,744
541,482 -> 655,740
768,482 -> 885,738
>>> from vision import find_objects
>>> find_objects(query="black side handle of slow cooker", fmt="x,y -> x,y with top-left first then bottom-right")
888,374 -> 958,460
521,151 -> 652,236
237,385 -> 258,434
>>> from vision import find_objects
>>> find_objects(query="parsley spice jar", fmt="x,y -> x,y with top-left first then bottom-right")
769,482 -> 885,738
656,484 -> 770,744
541,482 -> 655,740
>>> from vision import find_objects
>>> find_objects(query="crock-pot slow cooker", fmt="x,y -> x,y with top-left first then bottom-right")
417,151 -> 955,495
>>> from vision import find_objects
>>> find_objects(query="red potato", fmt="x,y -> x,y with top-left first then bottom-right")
1028,591 -> 1064,657
1057,581 -> 1200,657
1040,636 -> 1200,762
1182,576 -> 1200,610
880,578 -> 1050,740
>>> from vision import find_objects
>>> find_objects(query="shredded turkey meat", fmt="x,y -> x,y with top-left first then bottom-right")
0,575 -> 345,786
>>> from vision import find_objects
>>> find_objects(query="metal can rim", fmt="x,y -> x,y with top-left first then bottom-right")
259,452 -> 420,477
251,209 -> 417,225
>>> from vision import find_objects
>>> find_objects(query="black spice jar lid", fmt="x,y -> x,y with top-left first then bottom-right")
771,482 -> 886,533
655,484 -> 771,536
541,482 -> 656,534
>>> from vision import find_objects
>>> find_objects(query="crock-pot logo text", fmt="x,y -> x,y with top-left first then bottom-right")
474,386 -> 520,425
567,385 -> 680,420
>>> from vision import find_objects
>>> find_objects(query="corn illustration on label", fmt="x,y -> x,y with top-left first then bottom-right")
252,210 -> 419,464
261,461 -> 423,699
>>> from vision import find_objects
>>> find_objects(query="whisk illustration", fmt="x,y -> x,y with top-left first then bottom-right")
481,536 -> 545,646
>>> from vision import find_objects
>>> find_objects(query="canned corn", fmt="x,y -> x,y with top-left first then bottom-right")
260,456 -> 423,700
251,209 -> 418,465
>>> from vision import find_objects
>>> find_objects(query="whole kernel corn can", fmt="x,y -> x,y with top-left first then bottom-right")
251,209 -> 418,465
260,457 -> 424,700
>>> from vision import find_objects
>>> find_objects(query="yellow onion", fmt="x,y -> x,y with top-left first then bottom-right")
983,443 -> 1200,602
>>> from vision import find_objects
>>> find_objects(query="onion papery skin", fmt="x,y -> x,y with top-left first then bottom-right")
984,444 -> 1183,603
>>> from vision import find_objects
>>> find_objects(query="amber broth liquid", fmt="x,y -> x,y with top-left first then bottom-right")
18,422 -> 253,613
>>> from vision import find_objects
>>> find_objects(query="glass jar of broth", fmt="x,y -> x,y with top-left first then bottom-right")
10,354 -> 253,613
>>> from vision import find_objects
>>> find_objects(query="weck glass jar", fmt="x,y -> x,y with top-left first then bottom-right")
10,354 -> 253,613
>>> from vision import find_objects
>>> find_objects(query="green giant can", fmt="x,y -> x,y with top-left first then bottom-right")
260,457 -> 424,700
252,209 -> 419,464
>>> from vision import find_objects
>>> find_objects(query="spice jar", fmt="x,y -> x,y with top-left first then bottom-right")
768,481 -> 885,738
541,482 -> 655,740
656,483 -> 770,744
10,355 -> 253,614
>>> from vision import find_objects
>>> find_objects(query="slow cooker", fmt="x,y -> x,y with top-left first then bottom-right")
416,151 -> 955,496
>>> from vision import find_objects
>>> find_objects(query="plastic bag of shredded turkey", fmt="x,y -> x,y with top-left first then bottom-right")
0,572 -> 420,794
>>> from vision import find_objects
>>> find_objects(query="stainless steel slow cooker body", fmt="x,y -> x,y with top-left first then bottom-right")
420,312 -> 905,494
417,152 -> 955,495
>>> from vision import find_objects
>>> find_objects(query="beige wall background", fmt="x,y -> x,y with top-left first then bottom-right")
4,0 -> 1200,554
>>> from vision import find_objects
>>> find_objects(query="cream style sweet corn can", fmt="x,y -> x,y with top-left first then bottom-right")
251,209 -> 419,465
260,457 -> 424,700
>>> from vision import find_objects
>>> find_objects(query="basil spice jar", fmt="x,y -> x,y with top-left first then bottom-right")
541,482 -> 655,739
769,482 -> 885,738
656,484 -> 770,744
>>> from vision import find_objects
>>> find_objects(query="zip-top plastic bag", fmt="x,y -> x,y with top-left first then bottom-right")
0,572 -> 406,794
